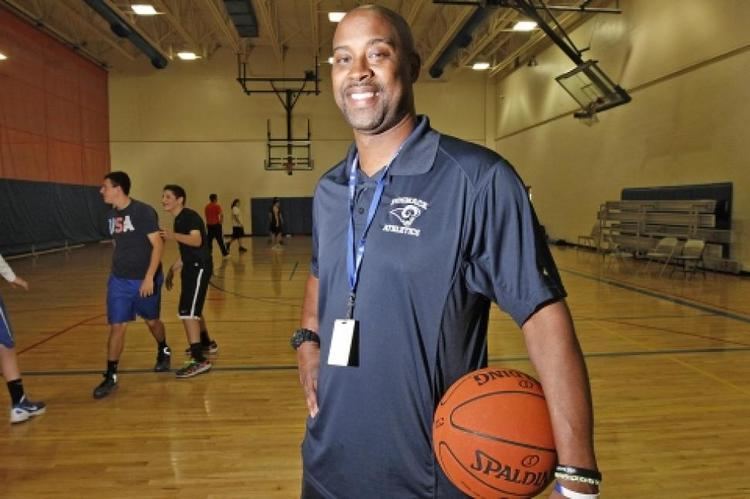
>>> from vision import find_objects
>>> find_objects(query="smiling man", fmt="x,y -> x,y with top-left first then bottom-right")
293,5 -> 600,499
160,185 -> 214,379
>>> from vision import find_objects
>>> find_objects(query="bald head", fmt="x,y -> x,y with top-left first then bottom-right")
344,5 -> 419,63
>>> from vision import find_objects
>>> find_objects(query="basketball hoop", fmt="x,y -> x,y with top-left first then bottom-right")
579,102 -> 599,127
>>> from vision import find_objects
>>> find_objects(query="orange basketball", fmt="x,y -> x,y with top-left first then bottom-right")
433,367 -> 557,498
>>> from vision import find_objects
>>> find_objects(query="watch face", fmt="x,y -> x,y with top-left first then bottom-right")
291,329 -> 318,350
291,331 -> 303,349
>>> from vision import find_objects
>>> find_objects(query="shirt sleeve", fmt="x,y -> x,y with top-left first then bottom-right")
310,192 -> 319,278
0,254 -> 17,283
140,203 -> 160,234
179,211 -> 199,233
464,162 -> 566,326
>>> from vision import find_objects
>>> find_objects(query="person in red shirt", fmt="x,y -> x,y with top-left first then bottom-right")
204,194 -> 229,258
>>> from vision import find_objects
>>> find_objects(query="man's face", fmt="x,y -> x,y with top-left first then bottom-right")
100,179 -> 120,204
161,190 -> 181,212
331,10 -> 416,135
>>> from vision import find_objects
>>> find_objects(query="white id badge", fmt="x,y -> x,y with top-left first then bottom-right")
327,319 -> 358,366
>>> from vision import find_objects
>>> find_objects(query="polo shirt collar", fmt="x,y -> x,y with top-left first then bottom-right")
334,115 -> 439,183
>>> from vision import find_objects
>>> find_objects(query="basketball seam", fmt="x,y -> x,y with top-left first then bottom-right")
449,391 -> 557,453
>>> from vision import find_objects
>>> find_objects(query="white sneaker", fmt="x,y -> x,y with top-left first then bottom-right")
10,396 -> 47,424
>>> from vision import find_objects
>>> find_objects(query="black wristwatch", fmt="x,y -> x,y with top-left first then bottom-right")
290,328 -> 321,350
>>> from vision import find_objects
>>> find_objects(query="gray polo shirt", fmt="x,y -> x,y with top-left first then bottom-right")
304,116 -> 565,498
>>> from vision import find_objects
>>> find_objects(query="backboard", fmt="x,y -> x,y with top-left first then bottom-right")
555,60 -> 631,119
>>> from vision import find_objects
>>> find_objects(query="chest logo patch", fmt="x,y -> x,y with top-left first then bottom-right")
383,197 -> 428,237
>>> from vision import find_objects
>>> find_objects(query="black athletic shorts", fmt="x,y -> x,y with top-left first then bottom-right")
232,226 -> 244,238
178,262 -> 212,319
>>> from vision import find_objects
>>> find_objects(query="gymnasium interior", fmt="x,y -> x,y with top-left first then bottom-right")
1,1 -> 748,497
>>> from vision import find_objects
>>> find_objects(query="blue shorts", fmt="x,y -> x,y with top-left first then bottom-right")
107,274 -> 163,324
0,295 -> 15,348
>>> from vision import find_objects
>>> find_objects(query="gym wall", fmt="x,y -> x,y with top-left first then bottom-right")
0,8 -> 110,254
493,0 -> 750,270
107,48 -> 491,227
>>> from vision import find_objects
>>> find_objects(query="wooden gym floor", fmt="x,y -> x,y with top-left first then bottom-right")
1,238 -> 749,498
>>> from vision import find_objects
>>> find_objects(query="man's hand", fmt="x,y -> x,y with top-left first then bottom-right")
165,269 -> 174,291
297,342 -> 320,418
159,228 -> 176,241
139,276 -> 155,297
11,276 -> 29,291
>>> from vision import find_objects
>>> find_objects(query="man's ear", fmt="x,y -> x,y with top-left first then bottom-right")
410,53 -> 421,83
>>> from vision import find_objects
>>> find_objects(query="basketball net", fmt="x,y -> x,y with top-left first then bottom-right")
580,102 -> 599,127
285,159 -> 294,176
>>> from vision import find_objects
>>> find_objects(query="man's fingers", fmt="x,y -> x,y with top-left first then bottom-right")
301,375 -> 318,417
306,390 -> 319,417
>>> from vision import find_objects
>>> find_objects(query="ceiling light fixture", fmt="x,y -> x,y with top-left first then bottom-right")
0,52 -> 7,61
328,12 -> 346,23
176,51 -> 200,61
472,62 -> 490,70
131,4 -> 158,16
512,20 -> 537,31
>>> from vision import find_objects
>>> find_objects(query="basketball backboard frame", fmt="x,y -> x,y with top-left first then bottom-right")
555,60 -> 631,119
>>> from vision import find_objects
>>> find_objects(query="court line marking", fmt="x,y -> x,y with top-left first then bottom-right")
597,317 -> 750,347
560,267 -> 750,324
19,346 -> 750,377
207,279 -> 302,308
17,314 -> 106,355
575,312 -> 714,322
594,321 -> 750,397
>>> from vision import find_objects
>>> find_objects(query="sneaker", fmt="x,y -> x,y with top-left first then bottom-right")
183,340 -> 219,356
175,359 -> 212,379
154,346 -> 172,372
93,374 -> 118,399
239,247 -> 248,253
10,396 -> 46,424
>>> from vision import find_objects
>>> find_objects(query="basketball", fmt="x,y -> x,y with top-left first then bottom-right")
433,367 -> 557,498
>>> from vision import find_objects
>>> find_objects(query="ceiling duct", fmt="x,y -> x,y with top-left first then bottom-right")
223,0 -> 259,38
83,0 -> 168,69
428,6 -> 493,79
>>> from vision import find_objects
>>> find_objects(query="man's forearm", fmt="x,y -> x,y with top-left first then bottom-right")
522,300 -> 598,471
173,232 -> 202,247
145,233 -> 164,278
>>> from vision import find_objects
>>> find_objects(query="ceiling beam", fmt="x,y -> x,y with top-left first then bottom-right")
458,9 -> 514,67
202,0 -> 241,53
253,0 -> 283,62
152,0 -> 201,52
404,0 -> 427,25
98,0 -> 169,59
56,0 -> 136,60
423,6 -> 475,71
488,12 -> 577,77
3,0 -> 134,62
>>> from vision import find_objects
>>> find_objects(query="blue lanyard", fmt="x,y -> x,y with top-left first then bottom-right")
345,153 -> 394,318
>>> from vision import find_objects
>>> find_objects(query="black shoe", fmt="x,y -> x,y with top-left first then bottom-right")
183,340 -> 219,356
239,247 -> 248,253
93,374 -> 118,399
154,346 -> 171,372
